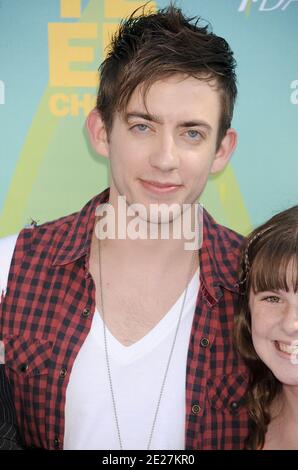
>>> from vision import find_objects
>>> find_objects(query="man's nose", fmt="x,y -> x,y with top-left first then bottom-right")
149,133 -> 179,172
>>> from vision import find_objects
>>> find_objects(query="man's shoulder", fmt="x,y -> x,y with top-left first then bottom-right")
8,190 -> 109,251
0,189 -> 110,269
22,209 -> 81,238
203,208 -> 245,251
4,210 -> 80,255
0,217 -> 74,296
201,209 -> 246,293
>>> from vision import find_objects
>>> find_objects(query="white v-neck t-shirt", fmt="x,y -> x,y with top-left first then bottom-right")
0,234 -> 18,302
64,268 -> 200,450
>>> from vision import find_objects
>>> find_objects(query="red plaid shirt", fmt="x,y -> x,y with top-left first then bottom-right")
0,188 -> 249,450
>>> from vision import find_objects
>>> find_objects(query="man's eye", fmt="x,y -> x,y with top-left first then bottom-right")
263,296 -> 281,303
131,124 -> 149,132
186,130 -> 201,139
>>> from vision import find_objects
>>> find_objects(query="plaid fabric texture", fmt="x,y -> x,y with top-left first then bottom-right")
0,188 -> 249,449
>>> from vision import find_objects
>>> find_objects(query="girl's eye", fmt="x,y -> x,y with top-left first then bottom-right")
263,296 -> 281,303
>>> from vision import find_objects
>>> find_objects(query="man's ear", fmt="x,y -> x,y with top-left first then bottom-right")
86,108 -> 109,157
210,128 -> 237,174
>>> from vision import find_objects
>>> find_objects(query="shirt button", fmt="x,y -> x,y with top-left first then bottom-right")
200,337 -> 210,348
19,363 -> 28,373
230,401 -> 240,412
191,403 -> 201,415
59,368 -> 67,378
54,437 -> 60,448
82,308 -> 90,318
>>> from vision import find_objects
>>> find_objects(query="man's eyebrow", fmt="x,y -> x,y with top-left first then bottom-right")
179,120 -> 212,132
125,112 -> 163,124
125,112 -> 212,132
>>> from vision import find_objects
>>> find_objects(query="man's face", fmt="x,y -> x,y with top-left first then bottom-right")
98,75 -> 236,222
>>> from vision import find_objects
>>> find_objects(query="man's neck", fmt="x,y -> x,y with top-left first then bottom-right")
94,194 -> 202,266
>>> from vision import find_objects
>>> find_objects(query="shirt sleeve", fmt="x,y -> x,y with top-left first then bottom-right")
0,234 -> 18,305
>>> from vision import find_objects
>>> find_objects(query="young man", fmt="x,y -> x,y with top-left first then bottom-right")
0,6 -> 249,450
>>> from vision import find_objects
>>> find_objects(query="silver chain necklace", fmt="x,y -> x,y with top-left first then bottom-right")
97,236 -> 198,450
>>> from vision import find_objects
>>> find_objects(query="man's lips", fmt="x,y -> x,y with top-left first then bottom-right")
139,179 -> 182,193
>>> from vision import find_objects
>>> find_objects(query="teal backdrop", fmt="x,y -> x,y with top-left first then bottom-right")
0,0 -> 297,237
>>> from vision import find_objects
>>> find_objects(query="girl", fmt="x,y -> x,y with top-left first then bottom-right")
235,205 -> 298,450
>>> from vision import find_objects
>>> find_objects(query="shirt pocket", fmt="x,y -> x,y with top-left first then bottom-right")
2,336 -> 53,448
3,336 -> 53,377
206,370 -> 248,415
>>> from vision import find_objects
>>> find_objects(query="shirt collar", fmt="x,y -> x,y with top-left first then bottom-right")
51,187 -> 241,301
199,209 -> 242,304
52,188 -> 110,267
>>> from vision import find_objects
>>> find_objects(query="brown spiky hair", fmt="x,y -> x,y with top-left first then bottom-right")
96,4 -> 238,149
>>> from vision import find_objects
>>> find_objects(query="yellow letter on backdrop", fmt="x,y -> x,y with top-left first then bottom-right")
48,23 -> 98,87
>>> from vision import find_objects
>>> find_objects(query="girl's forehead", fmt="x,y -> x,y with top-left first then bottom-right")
250,255 -> 298,294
